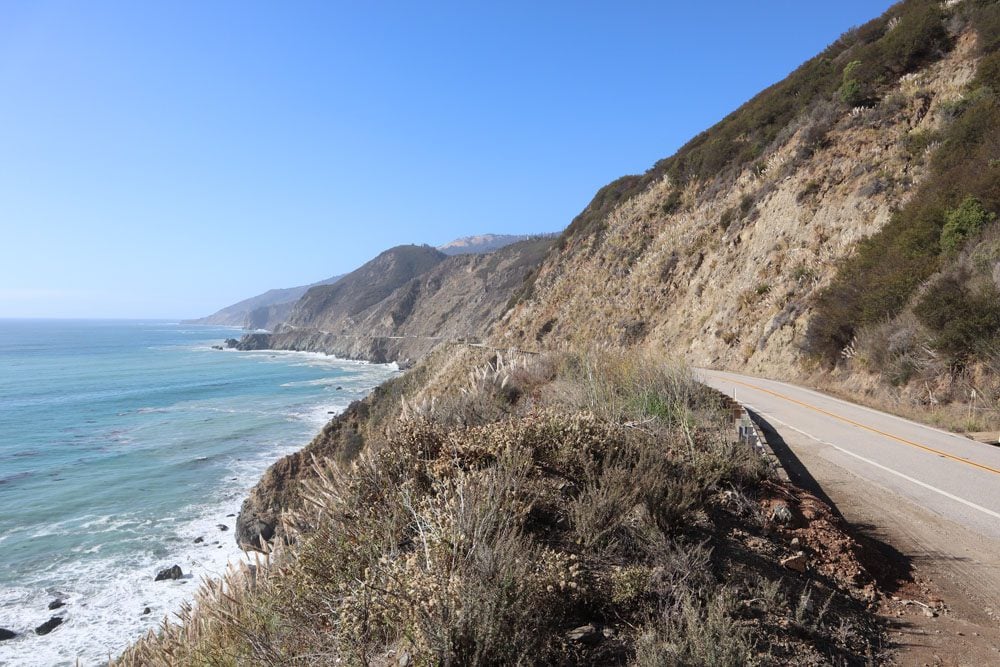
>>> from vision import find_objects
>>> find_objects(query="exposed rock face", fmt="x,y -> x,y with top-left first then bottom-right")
154,565 -> 183,581
497,30 -> 979,379
230,333 -> 272,351
0,628 -> 16,641
236,397 -> 373,550
287,245 -> 448,332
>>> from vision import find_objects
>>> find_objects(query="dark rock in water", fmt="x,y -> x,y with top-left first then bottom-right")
232,333 -> 272,351
142,607 -> 151,615
0,628 -> 16,641
335,386 -> 343,390
154,565 -> 183,581
211,345 -> 224,350
35,616 -> 63,635
217,524 -> 229,531
48,598 -> 65,610
226,513 -> 235,517
193,536 -> 204,544
224,338 -> 240,348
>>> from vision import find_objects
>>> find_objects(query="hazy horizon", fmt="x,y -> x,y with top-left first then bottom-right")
1,1 -> 895,319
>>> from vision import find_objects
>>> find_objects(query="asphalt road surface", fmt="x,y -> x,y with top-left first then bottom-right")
697,368 -> 1000,540
697,368 -> 1000,638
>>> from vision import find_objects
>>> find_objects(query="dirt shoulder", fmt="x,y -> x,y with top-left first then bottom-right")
753,415 -> 1000,665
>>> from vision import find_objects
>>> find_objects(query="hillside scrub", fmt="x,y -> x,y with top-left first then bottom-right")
555,0 -> 953,255
806,0 -> 1000,367
116,350 -> 884,665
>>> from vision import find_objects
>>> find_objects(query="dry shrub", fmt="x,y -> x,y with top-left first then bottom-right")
114,350 -> 786,666
633,588 -> 754,667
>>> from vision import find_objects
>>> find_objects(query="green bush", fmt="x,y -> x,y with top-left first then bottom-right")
914,272 -> 1000,364
839,60 -> 868,106
940,196 -> 996,253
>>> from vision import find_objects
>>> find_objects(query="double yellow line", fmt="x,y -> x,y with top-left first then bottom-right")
720,375 -> 1000,477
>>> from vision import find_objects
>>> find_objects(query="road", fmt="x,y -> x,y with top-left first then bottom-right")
696,368 -> 1000,636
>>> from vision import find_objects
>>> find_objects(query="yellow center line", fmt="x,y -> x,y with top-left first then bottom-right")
716,374 -> 1000,477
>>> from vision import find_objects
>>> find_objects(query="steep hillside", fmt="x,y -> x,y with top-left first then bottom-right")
283,245 -> 447,330
499,0 -> 1000,422
184,275 -> 343,329
119,4 -> 990,665
254,238 -> 553,363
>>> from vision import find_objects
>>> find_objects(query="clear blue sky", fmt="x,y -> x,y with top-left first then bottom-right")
0,1 -> 895,318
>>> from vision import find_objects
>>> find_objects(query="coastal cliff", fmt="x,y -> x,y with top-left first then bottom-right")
121,2 -> 1000,664
231,238 -> 553,363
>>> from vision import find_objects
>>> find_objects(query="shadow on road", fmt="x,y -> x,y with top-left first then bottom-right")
747,409 -> 917,595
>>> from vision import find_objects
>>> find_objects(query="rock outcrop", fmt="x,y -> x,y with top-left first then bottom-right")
154,565 -> 183,581
35,617 -> 63,636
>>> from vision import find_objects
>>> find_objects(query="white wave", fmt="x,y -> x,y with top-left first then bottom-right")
278,377 -> 346,388
0,344 -> 399,666
0,491 -> 258,666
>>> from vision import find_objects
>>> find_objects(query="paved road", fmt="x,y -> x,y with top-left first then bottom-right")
696,368 -> 1000,540
697,368 -> 1000,646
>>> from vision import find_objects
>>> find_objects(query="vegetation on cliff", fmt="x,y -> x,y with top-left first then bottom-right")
806,2 -> 1000,375
118,349 -> 882,666
498,0 -> 1000,429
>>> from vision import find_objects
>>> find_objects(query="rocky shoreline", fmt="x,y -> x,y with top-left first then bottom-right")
225,331 -> 421,367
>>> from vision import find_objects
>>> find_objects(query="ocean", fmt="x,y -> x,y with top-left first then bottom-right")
0,319 -> 398,666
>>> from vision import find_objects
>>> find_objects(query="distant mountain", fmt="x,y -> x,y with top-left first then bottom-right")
183,275 -> 343,328
188,234 -> 552,331
437,233 -> 555,255
233,237 -> 554,363
283,244 -> 449,333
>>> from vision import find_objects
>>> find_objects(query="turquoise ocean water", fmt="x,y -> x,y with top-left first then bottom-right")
0,320 -> 397,666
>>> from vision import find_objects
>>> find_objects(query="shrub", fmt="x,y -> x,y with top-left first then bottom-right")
661,187 -> 683,215
839,60 -> 869,106
914,272 -> 1000,364
940,196 -> 996,253
633,589 -> 754,667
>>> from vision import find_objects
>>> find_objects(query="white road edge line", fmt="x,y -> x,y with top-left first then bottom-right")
700,369 -> 977,446
746,405 -> 1000,522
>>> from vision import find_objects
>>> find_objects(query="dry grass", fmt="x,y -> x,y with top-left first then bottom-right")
115,349 -> 880,666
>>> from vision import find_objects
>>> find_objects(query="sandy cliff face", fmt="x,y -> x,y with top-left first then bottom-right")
497,31 -> 979,378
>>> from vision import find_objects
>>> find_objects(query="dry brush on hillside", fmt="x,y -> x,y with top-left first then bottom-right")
117,349 -> 885,666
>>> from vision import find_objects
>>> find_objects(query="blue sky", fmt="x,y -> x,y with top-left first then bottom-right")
0,1 -> 895,318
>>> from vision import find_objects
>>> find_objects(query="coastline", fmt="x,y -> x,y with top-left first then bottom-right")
0,327 -> 398,666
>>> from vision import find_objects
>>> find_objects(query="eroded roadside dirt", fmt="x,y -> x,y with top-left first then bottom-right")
753,416 -> 1000,666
